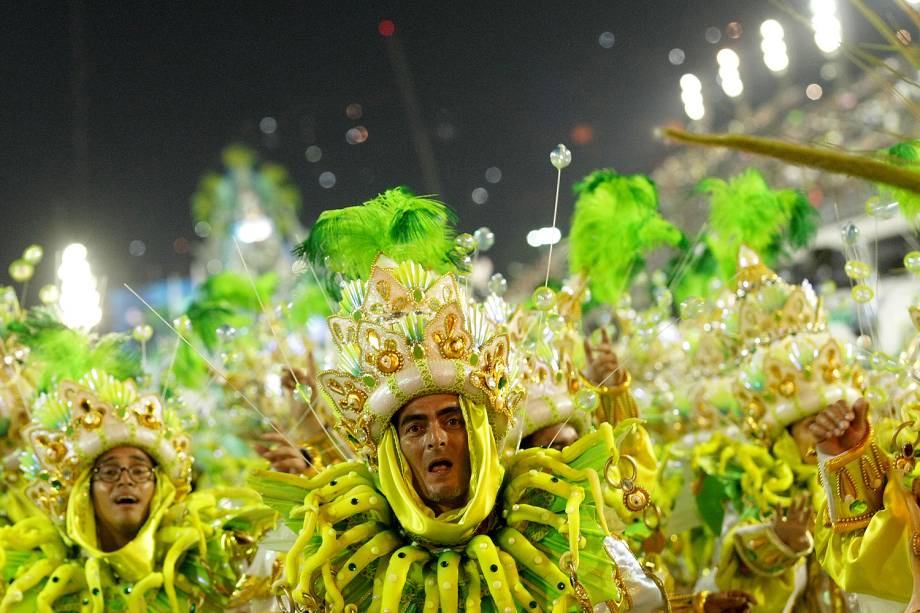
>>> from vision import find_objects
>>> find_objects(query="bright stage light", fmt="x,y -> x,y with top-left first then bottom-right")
234,215 -> 273,244
811,0 -> 842,53
526,227 -> 561,247
760,20 -> 790,72
716,48 -> 744,98
57,243 -> 102,330
679,73 -> 706,120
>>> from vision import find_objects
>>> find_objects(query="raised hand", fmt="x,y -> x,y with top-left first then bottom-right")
772,494 -> 813,552
809,398 -> 869,456
254,432 -> 310,474
583,327 -> 626,387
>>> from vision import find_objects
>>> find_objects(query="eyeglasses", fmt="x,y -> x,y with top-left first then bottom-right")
92,464 -> 155,483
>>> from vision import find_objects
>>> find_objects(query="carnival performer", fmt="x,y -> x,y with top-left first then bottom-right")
251,189 -> 672,611
0,369 -> 277,612
810,307 -> 920,610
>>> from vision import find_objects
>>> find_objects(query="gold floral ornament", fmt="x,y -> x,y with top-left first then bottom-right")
20,370 -> 192,526
731,246 -> 824,349
737,334 -> 862,440
504,297 -> 593,445
318,255 -> 524,462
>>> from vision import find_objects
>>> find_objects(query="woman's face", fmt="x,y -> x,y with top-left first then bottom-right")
91,446 -> 156,543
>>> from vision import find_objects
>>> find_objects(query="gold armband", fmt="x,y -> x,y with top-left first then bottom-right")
731,522 -> 813,576
820,427 -> 889,533
594,372 -> 639,425
667,591 -> 709,613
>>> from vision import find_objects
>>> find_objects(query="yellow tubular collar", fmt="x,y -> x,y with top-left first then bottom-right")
377,396 -> 504,546
65,466 -> 176,583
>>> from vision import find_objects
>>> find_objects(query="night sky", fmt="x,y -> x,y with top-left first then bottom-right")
0,1 -> 883,310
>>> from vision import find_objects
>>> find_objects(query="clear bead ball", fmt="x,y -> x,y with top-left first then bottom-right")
38,284 -> 59,305
488,273 -> 508,296
8,260 -> 33,283
840,222 -> 859,246
549,144 -> 572,170
851,284 -> 874,304
532,286 -> 557,311
132,324 -> 153,343
904,251 -> 920,274
22,244 -> 44,265
474,227 -> 495,252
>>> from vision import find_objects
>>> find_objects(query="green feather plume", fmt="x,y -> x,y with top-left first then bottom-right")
698,168 -> 817,281
882,141 -> 920,226
294,188 -> 458,288
568,170 -> 682,303
7,309 -> 141,392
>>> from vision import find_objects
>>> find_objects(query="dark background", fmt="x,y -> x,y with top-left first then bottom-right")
0,1 -> 884,301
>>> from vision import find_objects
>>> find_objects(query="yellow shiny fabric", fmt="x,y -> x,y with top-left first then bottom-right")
813,479 -> 911,603
65,466 -> 176,583
377,397 -> 503,546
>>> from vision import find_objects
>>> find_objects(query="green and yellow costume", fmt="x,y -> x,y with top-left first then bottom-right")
252,189 -> 670,611
0,371 -> 276,612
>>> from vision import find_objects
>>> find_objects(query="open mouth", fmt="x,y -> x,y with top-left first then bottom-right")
428,459 -> 453,474
114,494 -> 139,505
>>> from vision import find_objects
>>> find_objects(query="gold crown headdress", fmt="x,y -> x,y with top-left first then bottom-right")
504,280 -> 598,443
729,246 -> 825,349
687,248 -> 860,438
20,370 -> 192,525
318,255 -> 524,461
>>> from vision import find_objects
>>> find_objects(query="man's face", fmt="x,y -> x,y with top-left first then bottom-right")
522,422 -> 578,451
91,446 -> 156,541
790,416 -> 819,465
395,394 -> 471,513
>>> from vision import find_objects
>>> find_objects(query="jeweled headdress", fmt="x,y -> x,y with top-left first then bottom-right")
508,288 -> 591,442
20,370 -> 192,525
318,255 -> 524,461
729,249 -> 862,437
297,189 -> 524,462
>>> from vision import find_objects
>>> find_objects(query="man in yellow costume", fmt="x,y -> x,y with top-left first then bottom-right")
810,307 -> 920,610
253,190 -> 671,611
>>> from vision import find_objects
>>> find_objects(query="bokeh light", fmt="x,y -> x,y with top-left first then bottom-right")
345,103 -> 363,120
259,116 -> 278,134
472,187 -> 489,204
598,31 -> 615,48
378,20 -> 396,37
705,26 -> 721,44
570,123 -> 594,145
305,145 -> 322,163
345,126 -> 368,144
716,48 -> 743,98
668,48 -> 686,65
319,171 -> 336,188
129,239 -> 146,256
679,73 -> 705,120
805,83 -> 824,100
526,227 -> 561,247
810,0 -> 842,54
485,167 -> 502,183
760,19 -> 789,72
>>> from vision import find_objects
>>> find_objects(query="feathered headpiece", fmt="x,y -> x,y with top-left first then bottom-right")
670,169 -> 818,303
568,170 -> 682,304
699,168 -> 817,282
301,190 -> 523,462
295,188 -> 461,295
